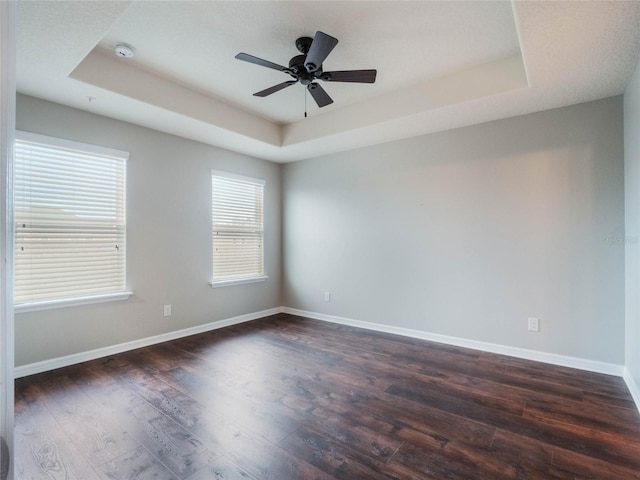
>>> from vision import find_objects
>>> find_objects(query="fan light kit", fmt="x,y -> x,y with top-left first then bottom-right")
114,43 -> 135,58
235,31 -> 377,117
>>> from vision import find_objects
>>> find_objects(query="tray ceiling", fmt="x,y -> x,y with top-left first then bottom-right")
16,1 -> 640,162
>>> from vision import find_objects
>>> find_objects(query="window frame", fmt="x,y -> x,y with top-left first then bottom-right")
13,131 -> 131,312
209,169 -> 267,288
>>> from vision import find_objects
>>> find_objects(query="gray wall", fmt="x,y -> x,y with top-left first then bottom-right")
283,97 -> 625,364
15,94 -> 628,369
15,94 -> 282,367
625,58 -> 640,388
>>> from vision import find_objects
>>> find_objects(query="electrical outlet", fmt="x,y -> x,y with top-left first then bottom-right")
528,317 -> 539,332
164,304 -> 172,317
324,292 -> 331,302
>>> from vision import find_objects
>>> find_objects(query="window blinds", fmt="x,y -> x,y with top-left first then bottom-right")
14,132 -> 127,304
211,172 -> 265,281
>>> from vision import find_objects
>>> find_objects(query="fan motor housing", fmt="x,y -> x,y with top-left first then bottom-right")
288,54 -> 306,73
289,54 -> 321,84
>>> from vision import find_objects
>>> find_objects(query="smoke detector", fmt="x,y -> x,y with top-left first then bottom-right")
114,43 -> 135,58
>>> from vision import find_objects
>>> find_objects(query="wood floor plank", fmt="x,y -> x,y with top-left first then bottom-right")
479,352 -> 632,400
279,426 -> 399,480
14,313 -> 640,480
21,376 -> 141,468
95,446 -> 180,480
14,382 -> 103,480
115,366 -> 219,432
389,379 -> 640,472
193,422 -> 336,480
551,444 -> 640,479
112,401 -> 218,479
183,454 -> 259,480
487,430 -> 573,480
523,394 -> 640,437
388,435 -> 518,480
581,389 -> 639,410
293,405 -> 402,463
158,365 -> 299,443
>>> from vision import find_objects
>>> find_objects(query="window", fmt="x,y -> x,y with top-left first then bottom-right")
210,171 -> 266,286
14,131 -> 129,310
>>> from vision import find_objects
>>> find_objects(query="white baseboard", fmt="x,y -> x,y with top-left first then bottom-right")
16,305 -> 636,414
623,367 -> 640,412
282,307 -> 625,377
14,307 -> 284,378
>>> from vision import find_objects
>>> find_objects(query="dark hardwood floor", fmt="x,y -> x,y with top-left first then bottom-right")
14,313 -> 640,479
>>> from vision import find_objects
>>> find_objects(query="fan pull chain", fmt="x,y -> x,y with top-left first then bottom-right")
304,87 -> 308,118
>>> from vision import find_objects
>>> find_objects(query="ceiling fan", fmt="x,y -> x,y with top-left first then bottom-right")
235,31 -> 377,111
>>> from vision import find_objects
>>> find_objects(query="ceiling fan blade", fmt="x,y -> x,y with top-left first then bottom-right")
304,31 -> 338,73
307,83 -> 333,108
254,81 -> 297,97
322,69 -> 377,83
235,53 -> 288,72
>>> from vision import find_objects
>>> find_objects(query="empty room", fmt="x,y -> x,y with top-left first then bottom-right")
1,0 -> 640,479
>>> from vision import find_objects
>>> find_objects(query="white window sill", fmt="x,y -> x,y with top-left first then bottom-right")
209,276 -> 268,288
15,291 -> 133,313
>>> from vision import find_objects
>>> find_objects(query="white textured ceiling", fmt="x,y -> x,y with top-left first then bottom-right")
16,1 -> 640,163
